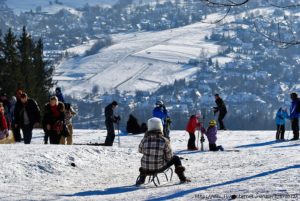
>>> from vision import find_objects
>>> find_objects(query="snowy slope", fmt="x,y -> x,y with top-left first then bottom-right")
6,0 -> 170,14
55,21 -> 224,97
0,130 -> 299,200
6,0 -> 117,14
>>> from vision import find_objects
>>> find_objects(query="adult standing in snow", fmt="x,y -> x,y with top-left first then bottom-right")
104,101 -> 120,146
290,93 -> 299,140
12,89 -> 24,142
0,102 -> 9,140
0,92 -> 11,118
185,114 -> 201,150
136,117 -> 191,186
55,87 -> 65,103
42,96 -> 65,144
152,100 -> 170,139
213,94 -> 227,130
275,107 -> 289,140
14,93 -> 41,144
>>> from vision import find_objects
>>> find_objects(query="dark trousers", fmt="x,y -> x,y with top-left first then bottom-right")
137,155 -> 183,185
209,143 -> 223,151
291,118 -> 299,140
21,124 -> 33,144
48,130 -> 61,144
276,124 -> 285,140
163,126 -> 170,139
165,155 -> 182,168
105,122 -> 115,146
218,112 -> 227,130
44,132 -> 49,144
13,122 -> 22,142
188,132 -> 196,149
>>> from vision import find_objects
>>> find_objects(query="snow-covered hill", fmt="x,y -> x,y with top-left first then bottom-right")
5,0 -> 117,14
0,130 -> 299,200
5,0 -> 169,14
55,20 -> 223,97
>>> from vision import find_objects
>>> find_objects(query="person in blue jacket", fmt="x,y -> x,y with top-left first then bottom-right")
275,107 -> 289,140
55,87 -> 65,103
152,100 -> 171,139
290,93 -> 299,140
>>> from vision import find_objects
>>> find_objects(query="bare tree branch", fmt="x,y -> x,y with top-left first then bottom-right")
199,0 -> 250,7
254,21 -> 300,49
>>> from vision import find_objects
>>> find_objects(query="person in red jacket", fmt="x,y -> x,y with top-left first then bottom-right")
0,102 -> 9,140
185,114 -> 201,150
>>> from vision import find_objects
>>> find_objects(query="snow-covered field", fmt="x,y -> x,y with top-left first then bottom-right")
0,130 -> 299,200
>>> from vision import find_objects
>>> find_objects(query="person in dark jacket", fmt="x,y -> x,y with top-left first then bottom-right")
136,117 -> 191,186
42,96 -> 65,144
55,87 -> 65,103
12,89 -> 23,142
290,93 -> 299,140
104,101 -> 119,146
126,114 -> 142,134
213,94 -> 227,130
14,93 -> 40,144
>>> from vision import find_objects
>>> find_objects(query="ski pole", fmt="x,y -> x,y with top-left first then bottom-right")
201,108 -> 206,151
117,122 -> 120,147
197,129 -> 200,148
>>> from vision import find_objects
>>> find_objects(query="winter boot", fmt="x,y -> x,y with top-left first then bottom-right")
136,168 -> 147,186
175,166 -> 191,183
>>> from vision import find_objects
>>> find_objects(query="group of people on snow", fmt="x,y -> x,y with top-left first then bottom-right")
275,92 -> 300,141
0,87 -> 76,145
1,86 -> 299,186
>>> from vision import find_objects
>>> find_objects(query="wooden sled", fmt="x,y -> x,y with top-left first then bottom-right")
0,131 -> 15,144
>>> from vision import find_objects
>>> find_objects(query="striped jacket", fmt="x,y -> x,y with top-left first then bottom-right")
138,130 -> 173,171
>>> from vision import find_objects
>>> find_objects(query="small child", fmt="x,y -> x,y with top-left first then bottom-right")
0,102 -> 9,140
185,114 -> 201,150
201,120 -> 223,151
63,103 -> 76,145
275,107 -> 289,140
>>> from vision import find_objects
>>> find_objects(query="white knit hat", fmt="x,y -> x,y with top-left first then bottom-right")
147,117 -> 163,132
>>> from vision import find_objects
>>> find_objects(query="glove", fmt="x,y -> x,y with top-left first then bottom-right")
114,116 -> 121,122
200,136 -> 205,143
4,129 -> 9,137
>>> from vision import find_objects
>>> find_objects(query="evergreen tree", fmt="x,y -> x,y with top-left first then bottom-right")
0,27 -> 53,108
17,26 -> 34,94
32,38 -> 54,107
1,28 -> 21,96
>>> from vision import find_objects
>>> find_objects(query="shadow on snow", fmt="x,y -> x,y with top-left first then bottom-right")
235,140 -> 285,149
273,143 -> 300,149
61,164 -> 300,199
61,185 -> 139,197
147,164 -> 300,201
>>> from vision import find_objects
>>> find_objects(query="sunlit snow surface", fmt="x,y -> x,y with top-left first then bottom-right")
0,130 -> 299,200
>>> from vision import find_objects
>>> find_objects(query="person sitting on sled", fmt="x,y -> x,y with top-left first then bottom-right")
201,120 -> 224,151
136,117 -> 191,186
0,102 -> 9,140
185,114 -> 202,150
275,107 -> 289,140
